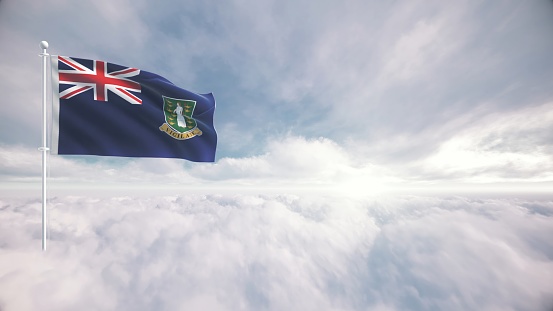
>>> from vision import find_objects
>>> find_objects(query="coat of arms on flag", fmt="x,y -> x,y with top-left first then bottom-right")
159,96 -> 203,140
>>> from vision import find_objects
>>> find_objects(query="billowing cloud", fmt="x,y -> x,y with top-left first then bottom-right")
192,136 -> 393,183
2,123 -> 552,194
412,102 -> 553,182
0,193 -> 552,310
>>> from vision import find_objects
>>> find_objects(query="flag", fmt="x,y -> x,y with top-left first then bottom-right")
50,56 -> 217,162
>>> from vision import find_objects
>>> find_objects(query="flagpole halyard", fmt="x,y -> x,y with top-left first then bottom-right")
39,41 -> 50,251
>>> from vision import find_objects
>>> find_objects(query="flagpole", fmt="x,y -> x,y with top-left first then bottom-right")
39,41 -> 49,251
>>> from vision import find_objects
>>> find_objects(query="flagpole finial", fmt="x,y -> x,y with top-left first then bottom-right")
40,41 -> 49,50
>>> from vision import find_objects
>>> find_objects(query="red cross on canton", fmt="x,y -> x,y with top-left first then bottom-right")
57,56 -> 142,105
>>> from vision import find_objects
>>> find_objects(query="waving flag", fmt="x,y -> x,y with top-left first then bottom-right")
50,56 -> 217,162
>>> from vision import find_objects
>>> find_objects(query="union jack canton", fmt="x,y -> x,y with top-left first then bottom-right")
57,56 -> 142,105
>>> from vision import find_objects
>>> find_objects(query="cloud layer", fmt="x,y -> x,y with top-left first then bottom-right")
0,193 -> 552,311
2,125 -> 552,194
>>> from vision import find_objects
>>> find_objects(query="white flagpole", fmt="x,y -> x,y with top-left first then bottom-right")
39,41 -> 49,251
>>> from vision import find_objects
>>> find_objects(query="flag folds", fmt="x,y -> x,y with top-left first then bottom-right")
50,56 -> 217,162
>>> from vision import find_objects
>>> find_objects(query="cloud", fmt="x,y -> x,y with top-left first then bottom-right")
0,136 -> 399,193
2,124 -> 552,195
413,102 -> 553,182
0,193 -> 552,310
194,136 -> 353,180
0,145 -> 199,187
364,195 -> 553,310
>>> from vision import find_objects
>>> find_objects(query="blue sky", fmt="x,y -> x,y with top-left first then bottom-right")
0,1 -> 553,310
1,0 -> 553,191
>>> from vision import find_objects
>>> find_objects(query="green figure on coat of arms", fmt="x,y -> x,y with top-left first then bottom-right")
159,96 -> 202,140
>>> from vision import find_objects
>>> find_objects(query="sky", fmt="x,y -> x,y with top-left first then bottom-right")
0,0 -> 553,310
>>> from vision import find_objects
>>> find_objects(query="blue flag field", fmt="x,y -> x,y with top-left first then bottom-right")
50,56 -> 217,162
